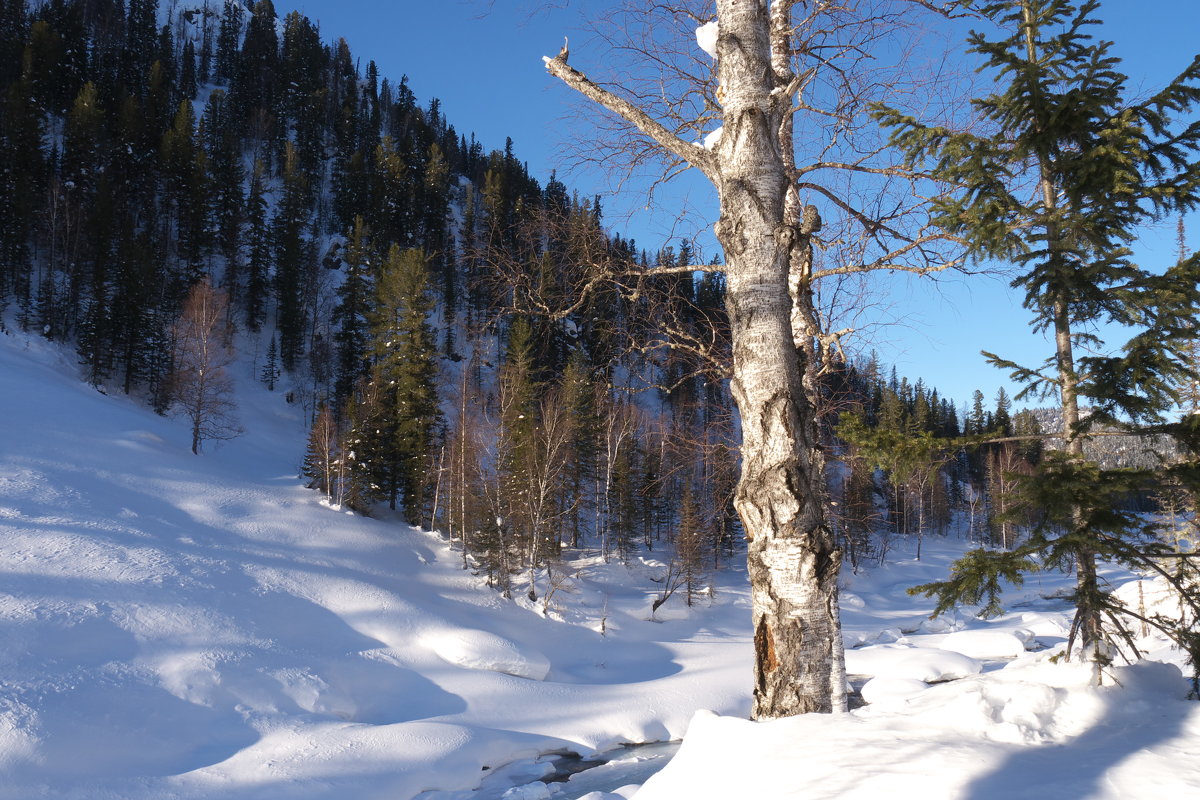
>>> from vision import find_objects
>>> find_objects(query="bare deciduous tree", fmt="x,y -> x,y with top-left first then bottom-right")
546,0 -> 969,718
170,277 -> 242,454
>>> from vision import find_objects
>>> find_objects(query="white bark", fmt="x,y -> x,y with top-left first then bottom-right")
546,0 -> 845,717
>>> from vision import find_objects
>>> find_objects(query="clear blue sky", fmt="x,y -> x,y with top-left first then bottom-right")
277,0 -> 1198,413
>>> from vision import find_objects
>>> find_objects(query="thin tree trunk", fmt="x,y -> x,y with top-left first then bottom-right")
1021,0 -> 1102,668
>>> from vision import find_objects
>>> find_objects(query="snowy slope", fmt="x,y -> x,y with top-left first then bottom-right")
0,327 -> 751,800
3,325 -> 1200,800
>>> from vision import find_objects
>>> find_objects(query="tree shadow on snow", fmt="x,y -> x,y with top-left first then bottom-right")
964,674 -> 1193,800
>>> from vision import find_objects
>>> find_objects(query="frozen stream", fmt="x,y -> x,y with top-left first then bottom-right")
547,742 -> 679,799
445,655 -> 1026,800
416,742 -> 681,800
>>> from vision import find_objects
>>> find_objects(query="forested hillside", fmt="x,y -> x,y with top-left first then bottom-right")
0,0 -> 744,599
2,0 -> 1183,606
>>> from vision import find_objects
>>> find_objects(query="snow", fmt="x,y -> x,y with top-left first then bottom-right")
637,660 -> 1200,799
0,325 -> 749,800
422,628 -> 551,680
858,676 -> 929,706
940,629 -> 1029,660
845,643 -> 983,682
695,21 -> 718,59
1,324 -> 1199,799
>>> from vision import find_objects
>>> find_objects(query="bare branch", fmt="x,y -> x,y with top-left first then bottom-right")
795,160 -> 926,180
543,52 -> 717,180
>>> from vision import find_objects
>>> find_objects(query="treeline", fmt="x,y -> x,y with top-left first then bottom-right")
825,356 -> 1045,568
10,0 -> 1133,605
0,0 -> 740,602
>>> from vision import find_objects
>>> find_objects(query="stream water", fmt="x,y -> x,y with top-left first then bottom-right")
544,742 -> 680,798
422,741 -> 681,800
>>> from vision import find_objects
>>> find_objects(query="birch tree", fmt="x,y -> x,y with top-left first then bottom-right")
545,0 -> 970,718
548,3 -> 812,717
170,277 -> 242,454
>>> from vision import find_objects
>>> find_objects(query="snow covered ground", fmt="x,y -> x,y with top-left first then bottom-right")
2,325 -> 1198,800
0,326 -> 750,800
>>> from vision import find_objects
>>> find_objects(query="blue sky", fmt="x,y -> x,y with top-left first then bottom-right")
276,0 -> 1198,412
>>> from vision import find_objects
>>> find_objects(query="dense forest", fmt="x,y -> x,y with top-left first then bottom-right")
0,0 -> 1189,610
0,0 -> 742,602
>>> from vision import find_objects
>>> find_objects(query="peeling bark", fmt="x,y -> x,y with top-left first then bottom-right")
714,0 -> 845,719
546,0 -> 846,718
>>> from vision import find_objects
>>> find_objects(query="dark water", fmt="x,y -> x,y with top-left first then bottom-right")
545,742 -> 680,798
425,741 -> 680,800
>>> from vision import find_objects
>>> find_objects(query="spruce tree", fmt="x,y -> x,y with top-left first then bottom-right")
161,100 -> 208,288
273,141 -> 312,370
333,216 -> 374,404
496,316 -> 540,572
203,90 -> 245,305
361,245 -> 440,521
261,334 -> 279,390
993,387 -> 1012,436
881,0 -> 1200,674
0,74 -> 43,304
178,40 -> 197,108
214,1 -> 243,84
676,483 -> 711,607
233,0 -> 278,125
243,159 -> 270,331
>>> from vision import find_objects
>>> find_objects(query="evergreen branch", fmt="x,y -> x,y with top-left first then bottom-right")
981,350 -> 1056,400
908,548 -> 1037,619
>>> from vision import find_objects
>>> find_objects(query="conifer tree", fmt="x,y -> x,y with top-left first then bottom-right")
203,90 -> 245,305
123,0 -> 158,89
333,216 -> 375,404
161,100 -> 209,287
559,352 -> 599,547
497,316 -> 540,559
993,387 -> 1012,436
243,159 -> 270,331
214,0 -> 243,84
882,0 -> 1200,673
0,0 -> 26,89
675,482 -> 711,607
273,141 -> 312,370
0,74 -> 43,304
178,40 -> 197,108
234,0 -> 278,125
360,245 -> 440,520
966,389 -> 987,437
109,223 -> 159,395
261,334 -> 280,390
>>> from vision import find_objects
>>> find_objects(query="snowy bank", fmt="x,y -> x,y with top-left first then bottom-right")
634,660 -> 1200,800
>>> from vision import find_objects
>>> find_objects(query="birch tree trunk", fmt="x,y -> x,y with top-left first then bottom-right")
714,0 -> 843,718
546,0 -> 845,717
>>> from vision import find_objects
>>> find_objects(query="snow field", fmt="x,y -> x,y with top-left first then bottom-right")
0,326 -> 752,799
